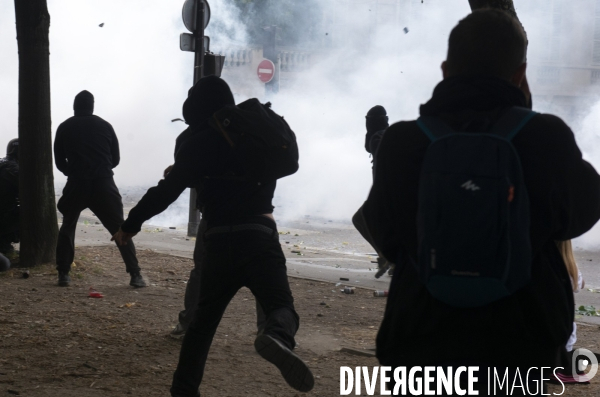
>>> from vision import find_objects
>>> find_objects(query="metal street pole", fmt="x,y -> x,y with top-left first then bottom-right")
187,0 -> 206,237
263,25 -> 279,96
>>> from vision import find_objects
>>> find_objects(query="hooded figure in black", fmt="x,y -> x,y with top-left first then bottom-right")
0,138 -> 20,255
365,105 -> 389,157
113,76 -> 314,396
164,78 -> 266,340
54,90 -> 145,288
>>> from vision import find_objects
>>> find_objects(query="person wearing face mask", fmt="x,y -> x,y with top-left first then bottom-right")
54,91 -> 145,288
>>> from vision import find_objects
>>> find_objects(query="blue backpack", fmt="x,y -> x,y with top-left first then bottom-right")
416,107 -> 537,308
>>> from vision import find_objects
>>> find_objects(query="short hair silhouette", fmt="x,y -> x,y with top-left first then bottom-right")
446,9 -> 527,79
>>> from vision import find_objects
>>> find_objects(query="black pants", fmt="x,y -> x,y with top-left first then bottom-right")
178,218 -> 266,332
56,177 -> 140,273
170,217 -> 299,397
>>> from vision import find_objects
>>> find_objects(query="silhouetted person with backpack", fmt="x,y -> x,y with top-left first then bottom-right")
362,9 -> 600,394
54,91 -> 145,288
165,88 -> 266,340
112,76 -> 313,396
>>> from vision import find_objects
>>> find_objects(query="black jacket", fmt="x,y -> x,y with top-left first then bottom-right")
121,126 -> 276,232
363,75 -> 600,368
54,91 -> 120,180
121,76 -> 275,233
0,156 -> 19,213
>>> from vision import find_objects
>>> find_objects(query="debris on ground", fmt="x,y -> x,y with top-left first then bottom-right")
576,305 -> 600,317
0,246 -> 393,396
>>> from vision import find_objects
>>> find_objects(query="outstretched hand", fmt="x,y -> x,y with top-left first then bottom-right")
112,228 -> 137,246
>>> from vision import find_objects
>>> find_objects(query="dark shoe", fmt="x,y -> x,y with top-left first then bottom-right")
129,272 -> 147,288
58,271 -> 71,287
254,334 -> 314,392
169,323 -> 187,340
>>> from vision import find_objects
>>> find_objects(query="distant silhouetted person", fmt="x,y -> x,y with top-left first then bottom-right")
364,105 -> 389,157
352,106 -> 392,278
0,138 -> 20,256
54,90 -> 145,288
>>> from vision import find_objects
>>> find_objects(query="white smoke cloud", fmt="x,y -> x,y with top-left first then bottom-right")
0,0 -> 244,186
1,0 -> 598,231
574,100 -> 600,249
225,1 -> 471,221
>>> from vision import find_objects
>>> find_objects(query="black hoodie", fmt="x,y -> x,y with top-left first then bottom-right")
54,91 -> 120,180
121,77 -> 276,232
363,75 -> 600,369
0,155 -> 19,214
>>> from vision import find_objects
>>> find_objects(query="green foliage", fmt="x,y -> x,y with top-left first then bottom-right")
576,305 -> 600,317
229,0 -> 323,46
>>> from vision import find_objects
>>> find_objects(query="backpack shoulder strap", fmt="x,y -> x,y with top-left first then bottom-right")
417,116 -> 456,142
490,107 -> 538,141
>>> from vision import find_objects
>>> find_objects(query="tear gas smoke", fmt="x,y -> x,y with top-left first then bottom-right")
573,101 -> 600,249
222,0 -> 471,222
1,1 -> 599,245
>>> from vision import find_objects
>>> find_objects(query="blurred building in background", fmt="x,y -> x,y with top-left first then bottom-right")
218,0 -> 600,125
520,0 -> 600,124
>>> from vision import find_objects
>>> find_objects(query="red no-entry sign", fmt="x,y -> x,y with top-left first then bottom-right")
257,59 -> 275,83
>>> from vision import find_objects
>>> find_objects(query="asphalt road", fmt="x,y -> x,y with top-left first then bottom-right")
70,209 -> 391,290
69,208 -> 600,325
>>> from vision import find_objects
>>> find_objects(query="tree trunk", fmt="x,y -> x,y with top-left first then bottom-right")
469,0 -> 518,18
14,0 -> 58,267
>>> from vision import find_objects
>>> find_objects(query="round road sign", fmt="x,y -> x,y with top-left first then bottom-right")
257,59 -> 275,83
183,0 -> 211,32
